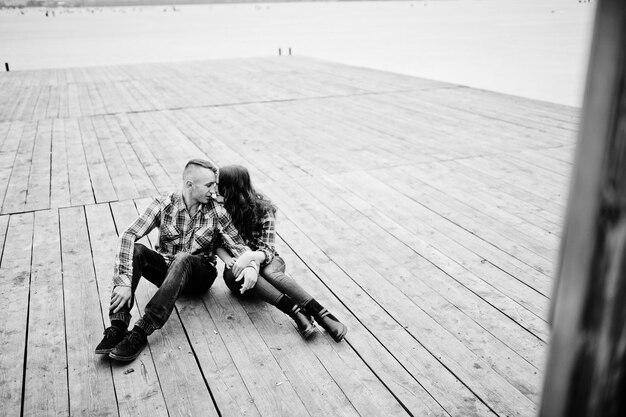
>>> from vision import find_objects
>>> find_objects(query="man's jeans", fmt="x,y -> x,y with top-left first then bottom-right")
110,243 -> 217,334
223,255 -> 312,306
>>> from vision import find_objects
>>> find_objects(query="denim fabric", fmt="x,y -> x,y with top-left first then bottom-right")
111,243 -> 216,334
222,255 -> 312,307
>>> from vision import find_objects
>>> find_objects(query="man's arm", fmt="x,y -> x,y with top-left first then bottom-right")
113,198 -> 162,286
109,198 -> 162,312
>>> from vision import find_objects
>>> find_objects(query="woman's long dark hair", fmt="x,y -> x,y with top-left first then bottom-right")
218,165 -> 275,242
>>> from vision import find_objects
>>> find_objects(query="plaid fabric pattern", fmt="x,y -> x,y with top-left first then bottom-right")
248,207 -> 277,266
113,192 -> 249,287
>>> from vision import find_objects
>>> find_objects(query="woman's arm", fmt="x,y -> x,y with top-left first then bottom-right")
232,250 -> 266,276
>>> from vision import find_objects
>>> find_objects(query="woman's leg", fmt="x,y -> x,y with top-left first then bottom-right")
222,266 -> 315,338
260,256 -> 313,306
261,256 -> 347,342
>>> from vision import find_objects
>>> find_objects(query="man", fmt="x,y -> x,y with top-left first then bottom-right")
95,159 -> 259,361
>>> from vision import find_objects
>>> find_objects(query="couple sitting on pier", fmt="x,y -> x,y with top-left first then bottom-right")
95,159 -> 347,362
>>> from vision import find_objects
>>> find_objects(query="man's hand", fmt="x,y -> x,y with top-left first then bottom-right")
235,266 -> 258,294
110,286 -> 132,313
232,252 -> 252,276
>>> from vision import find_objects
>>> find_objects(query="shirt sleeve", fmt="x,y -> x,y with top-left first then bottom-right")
216,206 -> 251,259
256,208 -> 276,266
112,198 -> 162,287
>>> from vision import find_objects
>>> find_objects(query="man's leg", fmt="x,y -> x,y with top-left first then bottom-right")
109,252 -> 215,361
109,243 -> 169,326
96,243 -> 167,354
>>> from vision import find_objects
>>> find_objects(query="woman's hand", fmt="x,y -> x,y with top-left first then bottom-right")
232,252 -> 253,276
224,257 -> 235,269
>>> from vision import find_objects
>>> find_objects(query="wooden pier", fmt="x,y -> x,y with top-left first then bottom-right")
0,56 -> 578,416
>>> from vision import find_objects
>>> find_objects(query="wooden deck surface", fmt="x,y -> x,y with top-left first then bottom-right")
0,56 -> 579,417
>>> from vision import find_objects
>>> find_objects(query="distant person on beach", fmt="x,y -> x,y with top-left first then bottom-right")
216,165 -> 347,342
95,159 -> 259,362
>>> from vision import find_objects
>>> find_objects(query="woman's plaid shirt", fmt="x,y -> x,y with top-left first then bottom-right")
113,192 -> 250,287
247,206 -> 277,266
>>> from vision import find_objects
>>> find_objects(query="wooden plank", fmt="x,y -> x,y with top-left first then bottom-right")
124,113 -> 183,184
0,122 -> 25,212
85,203 -> 169,417
110,200 -> 220,417
266,180 -> 538,416
25,119 -> 53,212
104,115 -> 158,199
242,288 -> 410,417
76,83 -> 94,117
64,118 -> 95,206
50,118 -> 71,209
0,215 -> 8,254
333,170 -> 552,312
1,121 -> 36,214
59,206 -> 118,416
160,109 -> 262,179
11,86 -> 38,122
32,85 -> 51,121
115,113 -> 176,194
275,214 -> 494,417
175,295 -> 263,417
91,115 -> 139,201
316,173 -> 549,342
388,164 -> 559,267
0,213 -> 34,416
203,285 -> 311,417
23,209 -> 69,417
45,85 -> 61,120
302,174 -> 549,354
66,83 -> 81,118
87,82 -> 107,115
78,119 -> 118,203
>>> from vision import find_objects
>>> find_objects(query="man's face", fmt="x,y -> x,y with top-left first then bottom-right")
189,168 -> 217,204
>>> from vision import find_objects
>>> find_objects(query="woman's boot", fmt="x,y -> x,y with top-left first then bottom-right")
277,295 -> 316,338
304,299 -> 347,342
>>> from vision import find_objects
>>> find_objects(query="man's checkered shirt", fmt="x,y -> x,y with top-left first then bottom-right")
113,192 -> 249,287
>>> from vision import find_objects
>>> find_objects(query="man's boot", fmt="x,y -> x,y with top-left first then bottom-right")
109,327 -> 148,362
304,299 -> 347,342
95,320 -> 127,354
277,295 -> 316,338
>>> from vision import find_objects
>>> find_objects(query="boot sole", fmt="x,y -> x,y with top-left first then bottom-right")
300,326 -> 316,339
332,326 -> 347,343
108,343 -> 147,362
95,348 -> 114,355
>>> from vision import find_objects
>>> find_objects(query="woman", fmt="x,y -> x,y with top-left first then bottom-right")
216,165 -> 347,342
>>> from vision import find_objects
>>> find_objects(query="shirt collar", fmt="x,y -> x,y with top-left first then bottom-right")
174,191 -> 212,216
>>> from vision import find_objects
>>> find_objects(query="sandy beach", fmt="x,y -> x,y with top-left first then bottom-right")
0,0 -> 595,106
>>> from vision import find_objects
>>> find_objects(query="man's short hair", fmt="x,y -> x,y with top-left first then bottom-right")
184,159 -> 218,178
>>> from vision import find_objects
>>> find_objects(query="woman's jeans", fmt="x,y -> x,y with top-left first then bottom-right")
223,255 -> 312,307
110,243 -> 217,334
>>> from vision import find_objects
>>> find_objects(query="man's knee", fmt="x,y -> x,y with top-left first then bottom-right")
223,267 -> 243,294
171,252 -> 193,266
133,243 -> 148,259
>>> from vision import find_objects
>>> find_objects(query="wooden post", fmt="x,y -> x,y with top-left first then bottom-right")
278,48 -> 282,56
4,62 -> 8,72
539,1 -> 626,416
289,47 -> 292,56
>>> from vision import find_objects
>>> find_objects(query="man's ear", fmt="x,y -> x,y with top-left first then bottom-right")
184,180 -> 193,189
